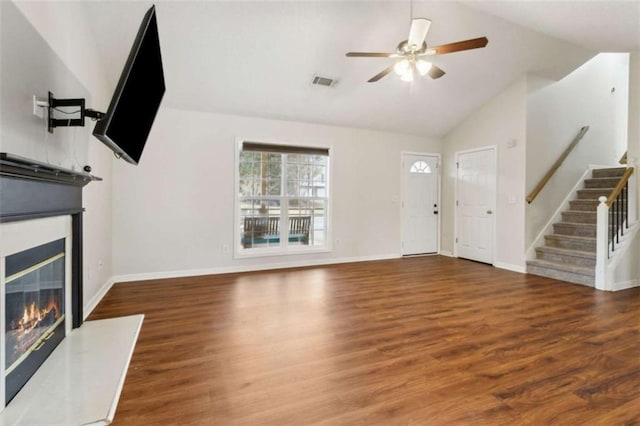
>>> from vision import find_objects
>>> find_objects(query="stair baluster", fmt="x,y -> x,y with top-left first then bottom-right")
608,177 -> 630,257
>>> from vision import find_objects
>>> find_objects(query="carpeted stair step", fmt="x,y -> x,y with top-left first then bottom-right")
577,188 -> 615,199
560,210 -> 625,224
569,199 -> 600,211
553,222 -> 597,238
535,246 -> 596,268
584,177 -> 623,188
527,167 -> 628,287
544,234 -> 596,251
527,259 -> 595,286
592,167 -> 627,178
562,210 -> 597,224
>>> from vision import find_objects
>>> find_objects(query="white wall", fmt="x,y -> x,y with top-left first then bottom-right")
525,53 -> 630,248
615,51 -> 640,290
111,107 -> 441,278
441,77 -> 528,272
628,52 -> 640,209
613,233 -> 640,290
10,2 -> 114,315
1,2 -> 90,169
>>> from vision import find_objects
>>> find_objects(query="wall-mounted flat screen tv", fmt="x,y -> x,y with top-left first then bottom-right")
93,5 -> 165,165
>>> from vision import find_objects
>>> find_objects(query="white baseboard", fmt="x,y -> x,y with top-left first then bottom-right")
612,279 -> 640,291
83,277 -> 116,320
108,253 -> 401,285
439,250 -> 454,257
494,262 -> 526,274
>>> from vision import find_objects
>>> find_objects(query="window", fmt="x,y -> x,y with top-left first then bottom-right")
410,160 -> 431,174
237,142 -> 329,254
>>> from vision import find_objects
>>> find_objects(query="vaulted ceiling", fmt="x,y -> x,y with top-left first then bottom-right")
82,1 -> 639,138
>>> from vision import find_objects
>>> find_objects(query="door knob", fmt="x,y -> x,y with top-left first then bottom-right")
486,209 -> 493,214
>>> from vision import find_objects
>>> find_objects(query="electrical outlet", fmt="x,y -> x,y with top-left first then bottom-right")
98,260 -> 104,270
222,244 -> 230,254
32,95 -> 46,119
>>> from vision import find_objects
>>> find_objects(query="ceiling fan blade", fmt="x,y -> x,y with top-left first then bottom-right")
423,37 -> 488,55
346,52 -> 397,58
428,64 -> 446,79
408,18 -> 431,48
368,64 -> 395,83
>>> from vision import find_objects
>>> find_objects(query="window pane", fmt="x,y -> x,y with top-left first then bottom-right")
287,163 -> 299,179
287,199 -> 310,247
265,178 -> 281,196
310,199 -> 327,247
286,198 -> 326,247
410,160 -> 432,174
285,153 -> 328,198
286,179 -> 297,197
312,166 -> 325,183
239,152 -> 260,180
239,199 -> 282,249
239,178 -> 260,196
312,155 -> 326,165
266,154 -> 281,176
288,154 -> 299,163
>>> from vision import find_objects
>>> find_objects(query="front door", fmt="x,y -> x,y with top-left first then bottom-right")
402,153 -> 439,255
456,147 -> 496,264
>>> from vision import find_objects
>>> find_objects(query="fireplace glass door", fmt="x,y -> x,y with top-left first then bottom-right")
4,238 -> 66,404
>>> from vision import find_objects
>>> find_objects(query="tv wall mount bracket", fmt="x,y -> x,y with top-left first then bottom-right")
47,91 -> 105,134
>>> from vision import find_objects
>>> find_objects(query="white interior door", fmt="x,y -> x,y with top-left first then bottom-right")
402,154 -> 439,255
456,147 -> 496,264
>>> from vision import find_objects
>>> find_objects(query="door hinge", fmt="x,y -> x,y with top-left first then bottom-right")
456,162 -> 459,168
456,237 -> 458,243
436,162 -> 439,169
456,200 -> 459,206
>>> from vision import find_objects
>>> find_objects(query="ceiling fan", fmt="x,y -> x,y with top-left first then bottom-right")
346,18 -> 488,83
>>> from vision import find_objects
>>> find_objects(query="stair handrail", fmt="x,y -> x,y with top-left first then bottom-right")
526,126 -> 590,204
606,167 -> 634,207
619,151 -> 627,165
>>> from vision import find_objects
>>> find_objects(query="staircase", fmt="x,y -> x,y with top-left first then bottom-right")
527,167 -> 627,286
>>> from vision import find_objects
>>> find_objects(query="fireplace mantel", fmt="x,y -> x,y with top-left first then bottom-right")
1,154 -> 142,423
0,152 -> 101,328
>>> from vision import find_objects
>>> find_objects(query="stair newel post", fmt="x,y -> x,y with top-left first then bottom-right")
595,196 -> 609,290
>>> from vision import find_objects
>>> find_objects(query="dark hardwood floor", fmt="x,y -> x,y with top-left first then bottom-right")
89,256 -> 640,425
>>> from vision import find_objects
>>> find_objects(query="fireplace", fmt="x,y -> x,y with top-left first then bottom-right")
0,153 -> 100,410
4,238 -> 67,404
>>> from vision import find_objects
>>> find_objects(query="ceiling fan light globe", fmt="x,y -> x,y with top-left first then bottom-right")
416,60 -> 432,76
400,69 -> 414,82
394,59 -> 410,76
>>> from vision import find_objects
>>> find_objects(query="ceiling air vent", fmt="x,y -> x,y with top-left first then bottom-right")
312,75 -> 337,87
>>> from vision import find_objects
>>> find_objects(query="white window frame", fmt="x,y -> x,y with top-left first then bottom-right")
234,139 -> 332,258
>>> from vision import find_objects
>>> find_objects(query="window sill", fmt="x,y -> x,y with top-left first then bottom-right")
234,245 -> 331,259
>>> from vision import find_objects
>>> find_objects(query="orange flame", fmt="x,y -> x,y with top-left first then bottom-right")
17,299 -> 59,335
